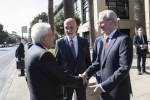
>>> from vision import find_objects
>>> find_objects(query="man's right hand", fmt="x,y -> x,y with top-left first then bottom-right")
79,72 -> 88,84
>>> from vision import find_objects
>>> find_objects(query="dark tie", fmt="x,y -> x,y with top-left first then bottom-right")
70,40 -> 76,58
140,35 -> 144,44
104,37 -> 109,52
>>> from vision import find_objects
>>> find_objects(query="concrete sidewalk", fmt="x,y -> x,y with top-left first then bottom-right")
0,58 -> 150,100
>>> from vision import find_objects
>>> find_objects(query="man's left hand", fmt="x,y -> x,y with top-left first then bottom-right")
89,84 -> 103,96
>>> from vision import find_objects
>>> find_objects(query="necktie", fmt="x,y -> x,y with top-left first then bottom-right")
104,37 -> 109,52
140,35 -> 144,44
70,40 -> 76,58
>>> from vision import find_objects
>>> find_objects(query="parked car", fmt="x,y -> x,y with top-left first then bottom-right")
0,44 -> 3,48
8,44 -> 13,47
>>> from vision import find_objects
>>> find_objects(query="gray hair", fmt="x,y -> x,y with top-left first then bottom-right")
31,23 -> 51,44
99,10 -> 117,25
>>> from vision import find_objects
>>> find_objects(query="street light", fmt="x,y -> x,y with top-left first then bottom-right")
117,18 -> 120,31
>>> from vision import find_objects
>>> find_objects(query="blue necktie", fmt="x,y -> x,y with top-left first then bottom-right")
140,35 -> 144,44
70,40 -> 76,59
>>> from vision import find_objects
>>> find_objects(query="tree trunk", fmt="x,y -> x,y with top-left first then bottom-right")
63,0 -> 75,20
48,0 -> 54,32
134,0 -> 146,34
88,0 -> 95,48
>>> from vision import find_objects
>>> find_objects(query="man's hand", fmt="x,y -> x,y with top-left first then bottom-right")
89,84 -> 103,96
21,58 -> 24,60
79,72 -> 88,84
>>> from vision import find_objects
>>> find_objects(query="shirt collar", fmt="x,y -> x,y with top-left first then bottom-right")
41,44 -> 49,51
107,29 -> 117,39
66,35 -> 77,43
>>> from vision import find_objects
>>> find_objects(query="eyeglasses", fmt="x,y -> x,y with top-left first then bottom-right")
97,19 -> 112,26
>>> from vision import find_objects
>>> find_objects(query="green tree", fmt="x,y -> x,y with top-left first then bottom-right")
0,24 -> 9,44
54,12 -> 81,37
28,12 -> 48,42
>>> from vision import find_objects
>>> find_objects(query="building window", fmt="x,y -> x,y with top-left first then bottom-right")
106,1 -> 129,19
83,0 -> 89,23
74,0 -> 78,13
119,29 -> 130,37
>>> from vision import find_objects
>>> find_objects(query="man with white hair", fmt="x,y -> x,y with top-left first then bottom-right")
25,23 -> 84,100
80,10 -> 133,100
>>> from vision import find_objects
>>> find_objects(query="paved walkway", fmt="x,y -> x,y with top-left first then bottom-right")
0,58 -> 150,100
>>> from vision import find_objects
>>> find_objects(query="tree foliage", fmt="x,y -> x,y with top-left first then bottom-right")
28,12 -> 48,42
54,12 -> 81,37
0,23 -> 9,44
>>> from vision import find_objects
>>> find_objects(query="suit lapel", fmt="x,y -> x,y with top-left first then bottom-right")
76,36 -> 81,59
101,32 -> 117,68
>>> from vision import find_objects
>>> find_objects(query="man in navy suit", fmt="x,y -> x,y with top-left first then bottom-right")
25,23 -> 84,100
55,18 -> 91,100
133,27 -> 149,75
80,10 -> 133,100
15,38 -> 25,76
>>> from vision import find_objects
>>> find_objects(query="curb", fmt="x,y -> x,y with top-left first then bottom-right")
0,60 -> 17,100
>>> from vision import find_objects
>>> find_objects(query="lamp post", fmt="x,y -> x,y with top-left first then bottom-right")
117,18 -> 120,31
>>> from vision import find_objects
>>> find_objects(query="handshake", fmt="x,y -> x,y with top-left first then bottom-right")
79,72 -> 88,84
79,72 -> 103,96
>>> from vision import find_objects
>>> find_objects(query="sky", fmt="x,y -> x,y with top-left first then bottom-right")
0,0 -> 62,37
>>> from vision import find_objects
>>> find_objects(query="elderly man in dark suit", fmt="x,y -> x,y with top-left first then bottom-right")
15,38 -> 25,76
55,18 -> 91,100
133,27 -> 149,75
80,10 -> 133,100
25,23 -> 84,100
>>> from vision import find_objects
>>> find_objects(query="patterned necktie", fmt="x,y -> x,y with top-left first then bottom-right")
104,37 -> 109,52
70,40 -> 76,58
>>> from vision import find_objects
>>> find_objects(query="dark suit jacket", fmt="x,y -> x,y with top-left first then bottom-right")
25,44 -> 83,100
55,36 -> 91,75
92,36 -> 104,63
15,42 -> 24,60
86,31 -> 133,100
133,34 -> 148,54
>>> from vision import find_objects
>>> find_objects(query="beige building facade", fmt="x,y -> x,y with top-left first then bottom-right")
54,0 -> 150,48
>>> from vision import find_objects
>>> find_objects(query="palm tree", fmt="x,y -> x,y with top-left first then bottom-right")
134,0 -> 146,34
48,0 -> 54,32
63,0 -> 75,19
88,0 -> 95,48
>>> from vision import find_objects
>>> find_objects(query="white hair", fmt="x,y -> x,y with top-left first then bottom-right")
99,10 -> 117,25
31,23 -> 51,44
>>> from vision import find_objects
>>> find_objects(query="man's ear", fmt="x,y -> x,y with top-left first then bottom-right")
41,36 -> 46,44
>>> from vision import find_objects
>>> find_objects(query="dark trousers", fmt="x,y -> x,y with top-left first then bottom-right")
18,59 -> 25,75
62,85 -> 86,100
137,51 -> 146,72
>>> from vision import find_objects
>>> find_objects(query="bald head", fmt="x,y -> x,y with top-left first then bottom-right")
64,18 -> 77,39
64,18 -> 77,26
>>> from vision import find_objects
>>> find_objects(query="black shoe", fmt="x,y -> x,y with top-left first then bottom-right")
142,71 -> 150,74
138,72 -> 142,75
18,74 -> 25,77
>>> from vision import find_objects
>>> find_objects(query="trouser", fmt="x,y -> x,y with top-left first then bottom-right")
137,51 -> 146,72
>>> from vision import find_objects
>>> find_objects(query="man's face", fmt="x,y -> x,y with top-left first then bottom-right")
16,39 -> 20,43
44,29 -> 55,49
64,20 -> 77,39
97,15 -> 113,35
138,28 -> 143,35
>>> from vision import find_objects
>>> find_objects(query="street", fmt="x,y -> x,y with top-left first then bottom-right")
0,46 -> 17,95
